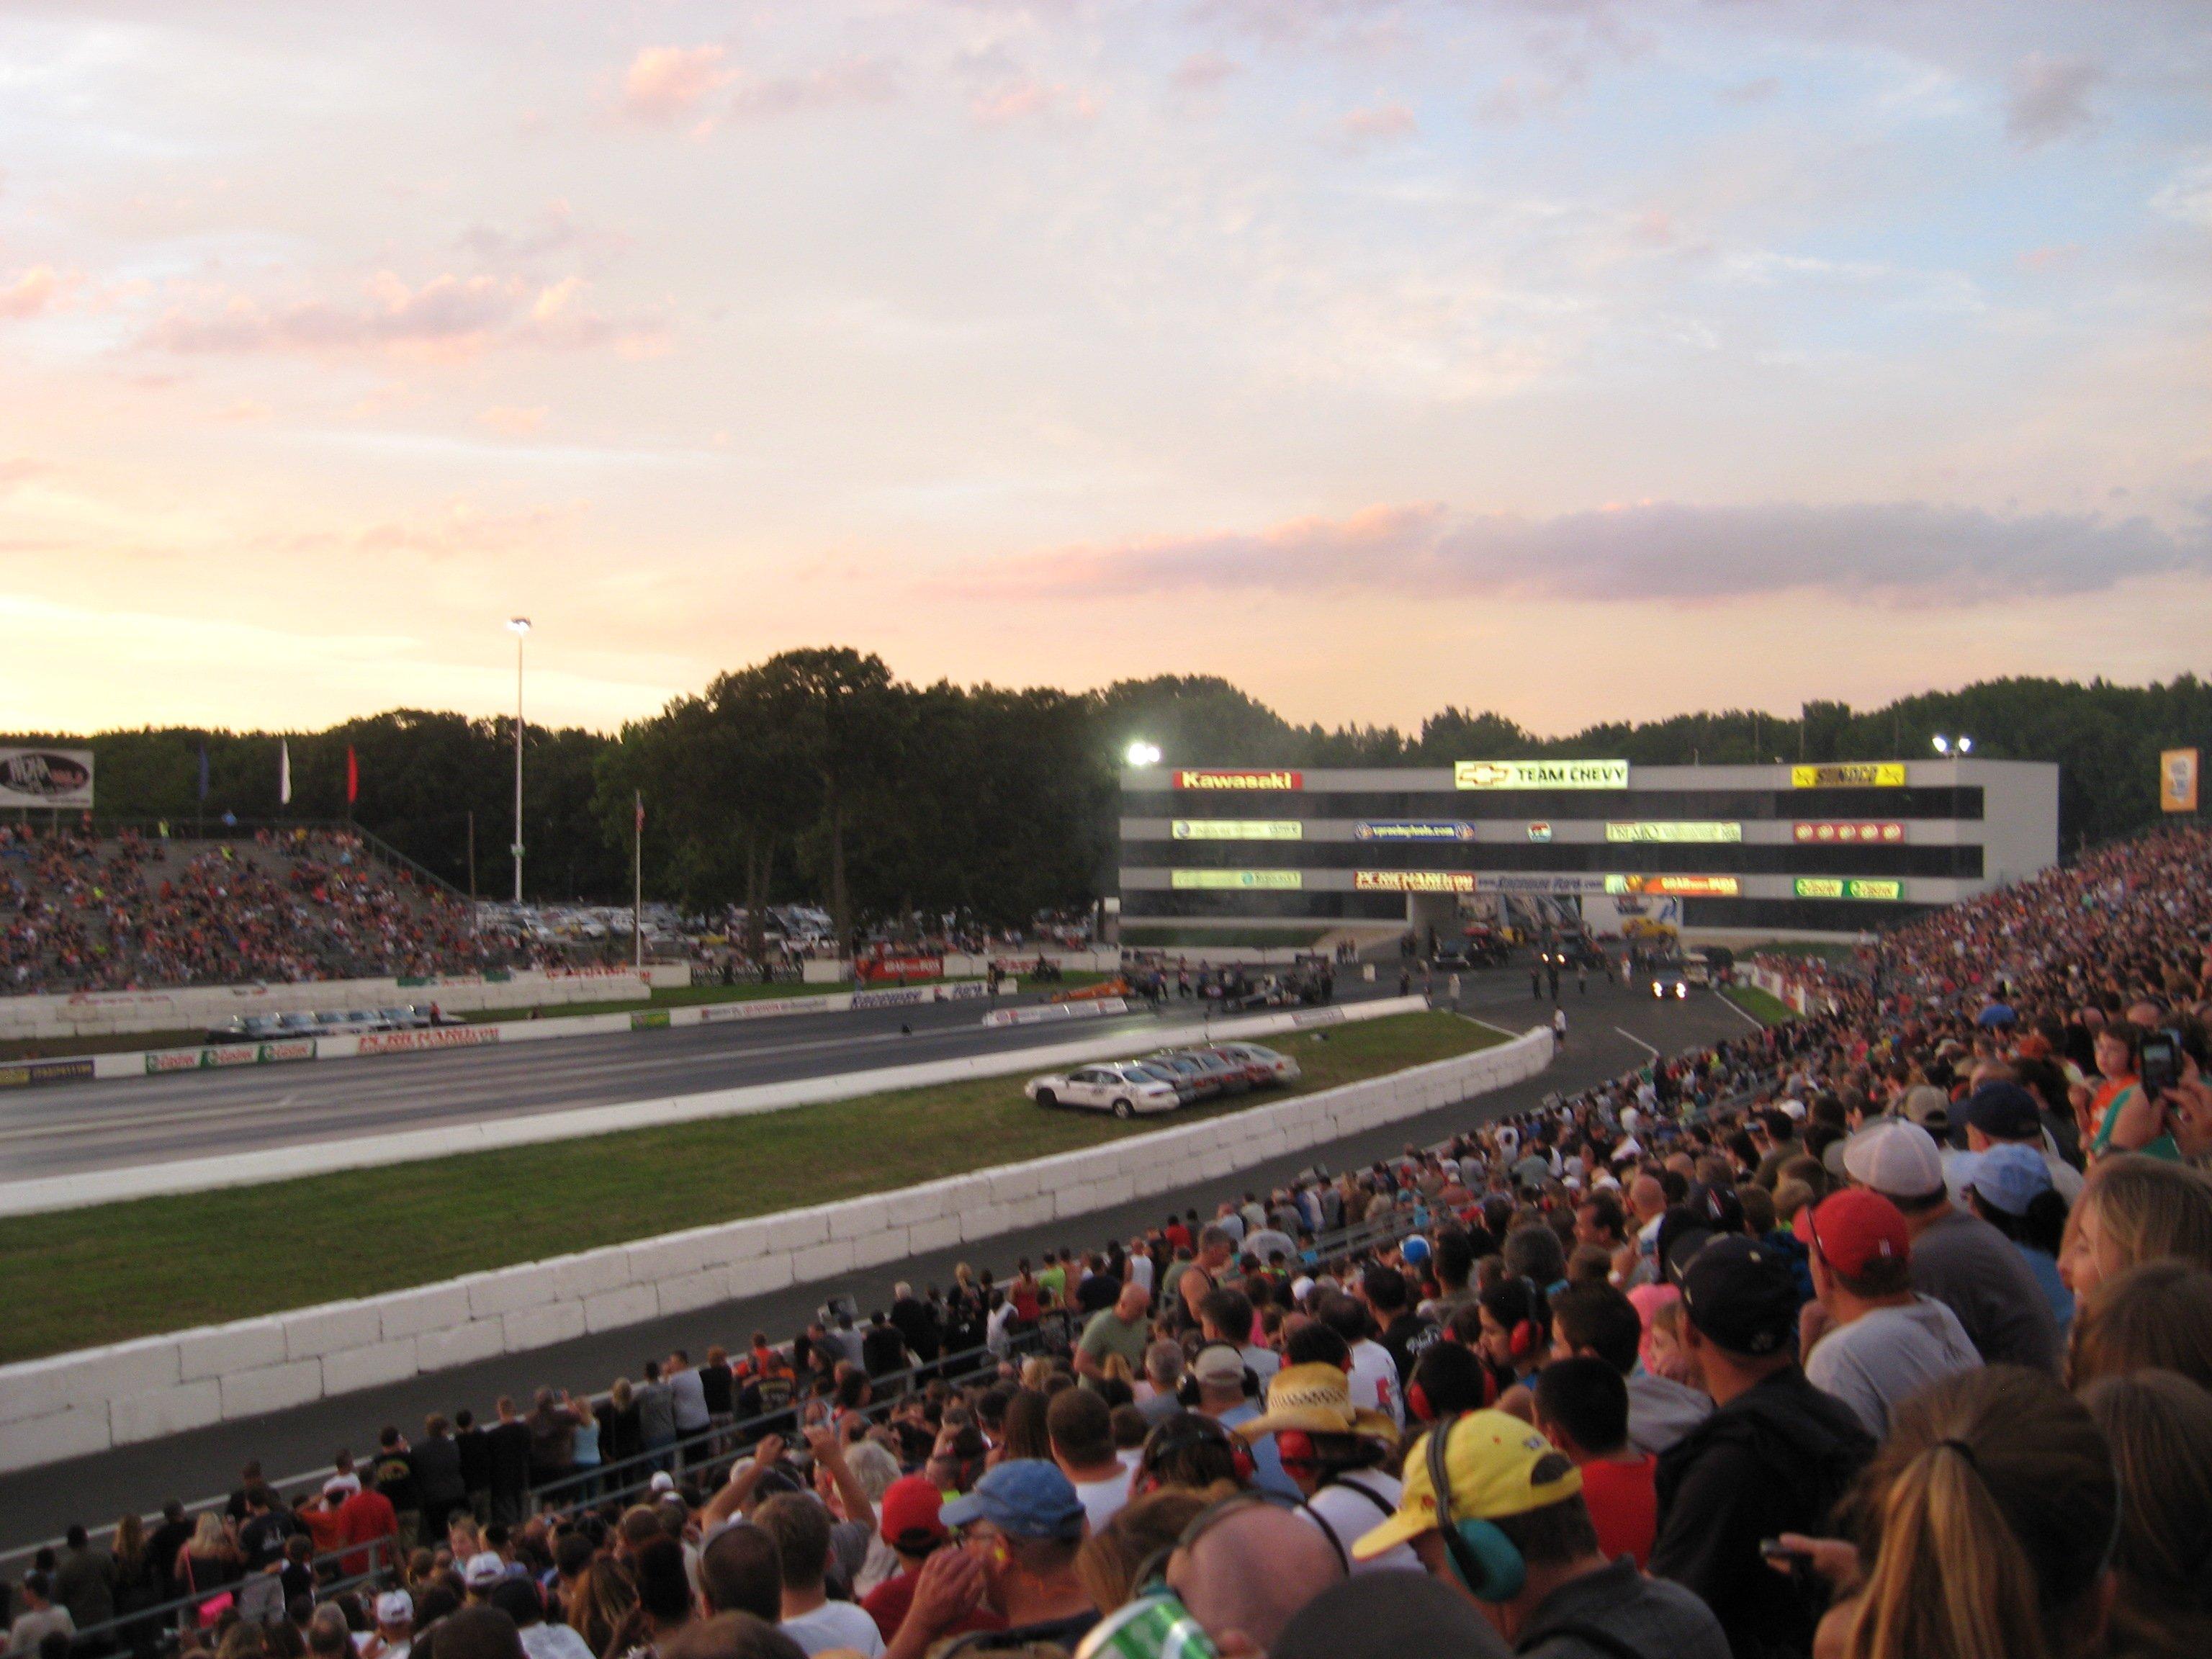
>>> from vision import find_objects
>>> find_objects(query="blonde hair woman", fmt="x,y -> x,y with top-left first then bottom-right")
2059,1156 -> 2212,1298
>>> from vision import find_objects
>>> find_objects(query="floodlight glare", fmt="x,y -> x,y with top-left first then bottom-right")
1125,741 -> 1162,768
1931,735 -> 1951,755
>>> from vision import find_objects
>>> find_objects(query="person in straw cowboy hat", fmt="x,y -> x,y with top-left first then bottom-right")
1233,1357 -> 1418,1574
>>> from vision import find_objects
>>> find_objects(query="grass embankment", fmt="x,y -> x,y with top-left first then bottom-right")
0,1012 -> 1501,1362
1724,985 -> 1799,1025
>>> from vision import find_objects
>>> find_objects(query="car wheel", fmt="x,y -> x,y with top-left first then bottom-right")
1034,1088 -> 1057,1108
1111,1099 -> 1135,1120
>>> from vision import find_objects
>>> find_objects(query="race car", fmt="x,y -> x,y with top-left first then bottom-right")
1650,966 -> 1689,1000
1025,1061 -> 1186,1119
1208,1041 -> 1301,1087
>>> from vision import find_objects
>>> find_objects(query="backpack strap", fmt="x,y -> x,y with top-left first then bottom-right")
1515,1619 -> 1655,1659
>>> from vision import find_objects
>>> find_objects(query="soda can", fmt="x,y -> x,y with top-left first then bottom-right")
1074,1593 -> 1220,1659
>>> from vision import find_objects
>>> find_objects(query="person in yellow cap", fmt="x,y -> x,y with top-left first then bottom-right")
1350,1411 -> 1727,1659
1233,1358 -> 1413,1573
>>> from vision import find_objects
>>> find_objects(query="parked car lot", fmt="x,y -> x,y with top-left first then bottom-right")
1026,1041 -> 1300,1119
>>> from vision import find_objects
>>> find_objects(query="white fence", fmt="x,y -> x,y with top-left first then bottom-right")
0,1025 -> 1552,1473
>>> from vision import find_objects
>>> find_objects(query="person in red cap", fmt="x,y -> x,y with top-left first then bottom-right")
858,1475 -> 1005,1646
1797,1189 -> 1982,1437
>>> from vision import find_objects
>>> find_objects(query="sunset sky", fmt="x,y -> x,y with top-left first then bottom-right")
3,1 -> 2208,738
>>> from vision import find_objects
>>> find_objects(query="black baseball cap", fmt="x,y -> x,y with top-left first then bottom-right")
1679,1235 -> 1800,1358
1955,1082 -> 2043,1143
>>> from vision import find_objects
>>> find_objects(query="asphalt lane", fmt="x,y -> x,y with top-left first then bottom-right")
0,969 -> 1751,1548
0,984 -> 1399,1179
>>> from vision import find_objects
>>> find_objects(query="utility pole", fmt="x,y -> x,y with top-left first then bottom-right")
633,790 -> 644,969
507,617 -> 531,904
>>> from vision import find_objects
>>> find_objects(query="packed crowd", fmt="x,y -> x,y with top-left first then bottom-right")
0,829 -> 512,994
11,826 -> 2212,1659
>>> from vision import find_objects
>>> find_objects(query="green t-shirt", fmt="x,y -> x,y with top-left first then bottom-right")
1077,1308 -> 1151,1379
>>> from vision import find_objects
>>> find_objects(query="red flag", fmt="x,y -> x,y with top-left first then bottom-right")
635,791 -> 644,833
346,746 -> 359,806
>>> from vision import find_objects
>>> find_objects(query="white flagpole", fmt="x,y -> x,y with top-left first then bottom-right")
279,739 -> 292,809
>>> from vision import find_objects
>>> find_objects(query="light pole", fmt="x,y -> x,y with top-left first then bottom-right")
508,617 -> 531,904
1932,734 -> 1974,757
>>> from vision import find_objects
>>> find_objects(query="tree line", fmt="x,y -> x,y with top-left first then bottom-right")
11,658 -> 2208,932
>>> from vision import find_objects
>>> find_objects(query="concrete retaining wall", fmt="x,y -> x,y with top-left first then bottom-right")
0,1025 -> 1552,1473
0,966 -> 692,1043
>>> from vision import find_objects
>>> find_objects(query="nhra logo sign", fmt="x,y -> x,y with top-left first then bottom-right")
1173,769 -> 1302,791
1794,822 -> 1905,844
0,747 -> 94,810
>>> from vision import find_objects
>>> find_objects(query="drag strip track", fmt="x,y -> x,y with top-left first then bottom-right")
0,985 -> 1408,1181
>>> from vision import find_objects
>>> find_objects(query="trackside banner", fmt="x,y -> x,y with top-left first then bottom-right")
144,1038 -> 318,1075
1455,759 -> 1627,791
1173,770 -> 1302,791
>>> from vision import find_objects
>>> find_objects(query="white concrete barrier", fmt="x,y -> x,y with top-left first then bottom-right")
0,999 -> 1424,1218
0,1023 -> 1551,1474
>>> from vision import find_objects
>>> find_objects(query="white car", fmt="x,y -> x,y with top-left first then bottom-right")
1210,1042 -> 1302,1086
1025,1062 -> 1184,1120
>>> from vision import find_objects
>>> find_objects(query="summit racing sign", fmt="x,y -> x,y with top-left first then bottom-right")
1791,763 -> 1906,788
1354,870 -> 1475,893
1454,759 -> 1628,791
1172,769 -> 1302,791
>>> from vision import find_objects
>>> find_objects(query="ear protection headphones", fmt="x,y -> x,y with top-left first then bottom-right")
1407,1382 -> 1434,1425
1426,1415 -> 1527,1601
1509,1277 -> 1542,1362
1136,1412 -> 1257,1494
1128,1485 -> 1350,1601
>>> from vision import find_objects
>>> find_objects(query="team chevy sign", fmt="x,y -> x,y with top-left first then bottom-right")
1455,759 -> 1628,791
0,748 -> 94,810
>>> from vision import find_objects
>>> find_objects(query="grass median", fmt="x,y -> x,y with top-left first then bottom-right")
0,1010 -> 1510,1362
1724,984 -> 1799,1025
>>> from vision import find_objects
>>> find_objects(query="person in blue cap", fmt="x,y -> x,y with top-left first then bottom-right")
1954,1141 -> 2073,1328
882,1460 -> 1097,1658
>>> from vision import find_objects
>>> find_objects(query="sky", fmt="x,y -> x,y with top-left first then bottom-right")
1,0 -> 2208,739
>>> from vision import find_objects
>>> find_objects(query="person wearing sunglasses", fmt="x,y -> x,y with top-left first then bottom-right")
882,1462 -> 1096,1659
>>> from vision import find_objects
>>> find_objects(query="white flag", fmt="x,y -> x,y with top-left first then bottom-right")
279,739 -> 292,806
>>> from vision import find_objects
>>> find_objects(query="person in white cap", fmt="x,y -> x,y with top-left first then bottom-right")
462,1551 -> 508,1600
1839,1118 -> 2060,1375
357,1591 -> 413,1659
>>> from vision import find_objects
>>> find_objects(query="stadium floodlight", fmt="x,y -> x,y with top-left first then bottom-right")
508,618 -> 531,904
1932,734 -> 1951,755
1958,735 -> 1974,754
1125,741 -> 1162,768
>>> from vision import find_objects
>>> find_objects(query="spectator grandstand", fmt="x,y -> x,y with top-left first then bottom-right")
0,827 -> 518,995
7,826 -> 2212,1659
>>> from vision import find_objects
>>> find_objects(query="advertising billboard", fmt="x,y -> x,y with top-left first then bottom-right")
1604,822 -> 1742,844
1794,877 -> 1905,901
1791,763 -> 1906,789
1455,759 -> 1629,791
1354,821 -> 1476,842
1171,820 -> 1305,840
1169,869 -> 1303,889
1353,870 -> 1476,893
1793,822 -> 1905,844
0,747 -> 94,810
1604,874 -> 1742,897
1172,769 -> 1302,791
1472,873 -> 1614,895
2162,749 -> 2199,814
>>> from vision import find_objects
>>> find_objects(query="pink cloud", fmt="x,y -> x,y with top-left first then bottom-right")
730,58 -> 897,120
479,405 -> 548,436
1172,53 -> 1239,92
970,79 -> 1098,125
1338,102 -> 1416,143
0,266 -> 63,319
621,45 -> 734,122
143,272 -> 662,360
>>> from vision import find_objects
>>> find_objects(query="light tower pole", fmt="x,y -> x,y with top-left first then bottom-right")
508,617 -> 531,904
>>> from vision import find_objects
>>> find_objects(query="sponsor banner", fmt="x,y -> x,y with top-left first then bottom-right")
0,1056 -> 96,1089
1354,821 -> 1475,842
1354,869 -> 1475,893
1455,759 -> 1628,791
981,998 -> 1129,1029
1793,821 -> 1905,845
629,1010 -> 671,1030
1172,769 -> 1302,791
1604,874 -> 1741,898
1791,763 -> 1906,789
1794,877 -> 1906,901
0,747 -> 94,810
2162,748 -> 2200,814
1170,869 -> 1303,890
697,995 -> 842,1024
1527,822 -> 1552,842
1290,1007 -> 1348,1028
356,1025 -> 501,1055
1473,873 -> 1615,895
855,955 -> 944,984
1172,819 -> 1305,840
851,986 -> 932,1011
145,1039 -> 319,1075
1604,822 -> 1742,844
